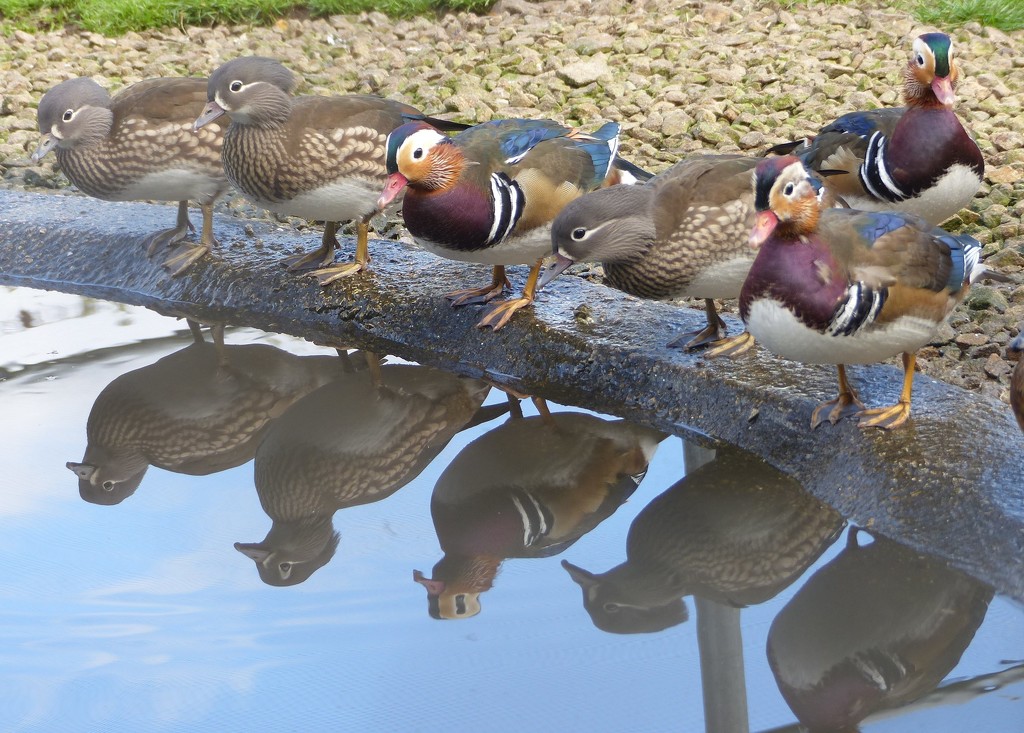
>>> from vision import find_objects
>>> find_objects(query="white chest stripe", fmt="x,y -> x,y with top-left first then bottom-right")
860,132 -> 908,202
487,172 -> 524,246
828,282 -> 888,337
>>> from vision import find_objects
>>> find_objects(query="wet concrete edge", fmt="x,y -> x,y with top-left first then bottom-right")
1,188 -> 1022,600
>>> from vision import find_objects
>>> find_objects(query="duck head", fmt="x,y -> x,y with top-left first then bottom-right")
750,156 -> 827,246
904,33 -> 958,109
33,78 -> 113,161
196,56 -> 297,130
377,121 -> 463,209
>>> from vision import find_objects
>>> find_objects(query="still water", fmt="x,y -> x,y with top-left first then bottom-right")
1,286 -> 1022,732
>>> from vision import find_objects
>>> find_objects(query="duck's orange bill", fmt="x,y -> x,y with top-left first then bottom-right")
749,211 -> 778,248
931,76 -> 956,107
377,172 -> 409,210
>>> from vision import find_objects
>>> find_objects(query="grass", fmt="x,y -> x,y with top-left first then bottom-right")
0,0 -> 1021,35
915,0 -> 1024,32
779,0 -> 1023,30
0,0 -> 494,35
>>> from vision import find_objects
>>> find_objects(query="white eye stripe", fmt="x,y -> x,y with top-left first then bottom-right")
569,220 -> 611,242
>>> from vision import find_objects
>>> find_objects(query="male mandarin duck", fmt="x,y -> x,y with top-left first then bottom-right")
414,409 -> 665,619
562,445 -> 842,634
773,32 -> 983,226
1010,332 -> 1024,434
741,156 -> 983,430
377,117 -> 627,329
543,154 -> 841,354
767,531 -> 992,732
194,56 -> 466,285
33,77 -> 227,276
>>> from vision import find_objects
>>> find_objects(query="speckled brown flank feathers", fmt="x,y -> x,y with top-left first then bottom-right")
110,77 -> 214,131
642,155 -> 760,292
223,94 -> 418,205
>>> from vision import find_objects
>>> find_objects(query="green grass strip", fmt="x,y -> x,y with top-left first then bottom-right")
1,0 -> 1021,36
915,0 -> 1024,31
0,0 -> 494,35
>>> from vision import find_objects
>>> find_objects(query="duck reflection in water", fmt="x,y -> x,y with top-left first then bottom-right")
767,529 -> 993,732
562,445 -> 844,634
415,401 -> 666,619
67,323 -> 342,505
236,358 -> 502,586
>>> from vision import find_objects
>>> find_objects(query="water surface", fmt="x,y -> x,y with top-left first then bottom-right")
2,286 -> 1021,732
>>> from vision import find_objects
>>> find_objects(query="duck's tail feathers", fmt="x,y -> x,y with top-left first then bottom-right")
403,114 -> 471,133
611,156 -> 655,185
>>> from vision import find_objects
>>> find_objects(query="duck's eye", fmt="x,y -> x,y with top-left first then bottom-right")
916,53 -> 926,67
412,147 -> 424,160
102,480 -> 114,491
603,602 -> 621,614
571,227 -> 587,241
62,109 -> 74,122
278,562 -> 292,577
229,80 -> 243,93
783,182 -> 795,196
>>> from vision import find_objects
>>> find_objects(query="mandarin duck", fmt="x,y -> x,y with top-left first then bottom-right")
33,77 -> 228,276
562,445 -> 842,634
767,530 -> 992,732
377,117 -> 629,329
772,32 -> 983,226
414,408 -> 665,619
741,156 -> 983,430
66,328 -> 341,505
543,154 -> 840,355
236,362 -> 500,586
1010,332 -> 1024,434
194,56 -> 466,285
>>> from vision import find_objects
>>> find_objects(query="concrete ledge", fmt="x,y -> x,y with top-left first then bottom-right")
1,188 -> 1021,600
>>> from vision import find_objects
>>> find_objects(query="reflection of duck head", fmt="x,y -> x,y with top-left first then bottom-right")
67,337 -> 342,505
565,445 -> 844,634
238,364 -> 493,586
235,517 -> 340,587
414,562 -> 489,620
416,411 -> 666,619
67,447 -> 149,505
767,531 -> 992,731
563,560 -> 688,633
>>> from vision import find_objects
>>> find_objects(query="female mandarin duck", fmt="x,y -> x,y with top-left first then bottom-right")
377,118 -> 625,330
741,156 -> 983,430
775,32 -> 984,226
194,56 -> 465,285
542,154 -> 841,355
33,77 -> 227,276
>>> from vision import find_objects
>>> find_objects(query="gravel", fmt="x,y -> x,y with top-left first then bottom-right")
1,0 -> 1022,405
